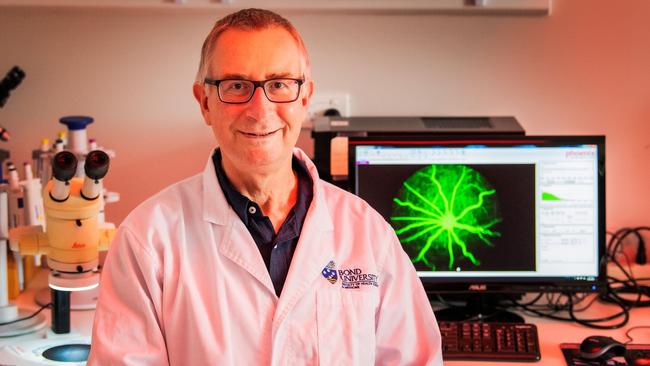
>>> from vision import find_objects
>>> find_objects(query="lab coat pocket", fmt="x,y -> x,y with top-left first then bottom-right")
316,289 -> 377,365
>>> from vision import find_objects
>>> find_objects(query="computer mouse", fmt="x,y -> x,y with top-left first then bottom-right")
579,335 -> 626,360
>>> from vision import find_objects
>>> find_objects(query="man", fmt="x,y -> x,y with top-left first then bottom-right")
89,8 -> 442,365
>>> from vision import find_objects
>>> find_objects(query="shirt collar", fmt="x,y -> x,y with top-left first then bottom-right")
202,147 -> 333,233
212,149 -> 312,228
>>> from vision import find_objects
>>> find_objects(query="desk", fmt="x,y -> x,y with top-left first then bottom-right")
443,297 -> 650,365
444,263 -> 650,365
2,266 -> 649,365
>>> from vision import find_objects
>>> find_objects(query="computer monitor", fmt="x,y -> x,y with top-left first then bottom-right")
349,135 -> 606,322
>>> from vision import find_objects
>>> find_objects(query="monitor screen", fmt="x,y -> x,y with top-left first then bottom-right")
349,135 -> 606,294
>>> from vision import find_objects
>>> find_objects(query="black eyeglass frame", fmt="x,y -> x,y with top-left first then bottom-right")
203,77 -> 305,104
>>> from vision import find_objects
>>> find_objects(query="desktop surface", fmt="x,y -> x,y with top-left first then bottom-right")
441,263 -> 650,365
438,303 -> 646,365
2,265 -> 648,365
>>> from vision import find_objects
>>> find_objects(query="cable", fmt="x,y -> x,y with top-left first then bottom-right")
0,303 -> 52,326
515,292 -> 544,307
604,226 -> 650,308
432,227 -> 648,329
509,289 -> 634,329
570,293 -> 600,313
511,226 -> 649,329
509,292 -> 630,329
568,292 -> 630,330
624,325 -> 650,344
608,227 -> 650,264
633,230 -> 647,265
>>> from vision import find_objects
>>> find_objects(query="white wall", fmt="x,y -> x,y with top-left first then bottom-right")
1,0 -> 649,230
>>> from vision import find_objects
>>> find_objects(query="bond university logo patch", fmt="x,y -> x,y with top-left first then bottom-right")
338,267 -> 379,289
321,261 -> 338,284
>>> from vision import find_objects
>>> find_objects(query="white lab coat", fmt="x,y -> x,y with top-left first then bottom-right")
88,148 -> 443,365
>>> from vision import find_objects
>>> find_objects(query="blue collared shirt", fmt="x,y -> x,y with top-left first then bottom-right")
213,150 -> 313,297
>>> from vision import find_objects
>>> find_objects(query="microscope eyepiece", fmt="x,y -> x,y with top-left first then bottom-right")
84,150 -> 109,180
81,150 -> 110,201
0,66 -> 25,108
52,151 -> 77,182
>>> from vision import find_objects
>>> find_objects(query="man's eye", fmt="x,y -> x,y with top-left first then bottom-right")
269,81 -> 288,90
222,81 -> 251,94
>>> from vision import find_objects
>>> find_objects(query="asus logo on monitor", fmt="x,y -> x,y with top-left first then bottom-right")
468,284 -> 487,291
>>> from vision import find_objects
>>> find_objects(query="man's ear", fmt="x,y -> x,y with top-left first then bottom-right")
193,82 -> 211,125
301,79 -> 314,107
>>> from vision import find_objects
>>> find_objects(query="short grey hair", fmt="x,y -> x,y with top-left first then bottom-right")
195,8 -> 311,83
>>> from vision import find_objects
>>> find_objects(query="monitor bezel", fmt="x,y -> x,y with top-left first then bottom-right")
347,134 -> 607,294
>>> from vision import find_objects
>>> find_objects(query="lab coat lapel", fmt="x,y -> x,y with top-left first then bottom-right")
201,154 -> 276,295
273,150 -> 335,329
218,222 -> 276,295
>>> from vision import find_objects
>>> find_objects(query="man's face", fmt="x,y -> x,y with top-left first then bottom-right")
194,27 -> 313,173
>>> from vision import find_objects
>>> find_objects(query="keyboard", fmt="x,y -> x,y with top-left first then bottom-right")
440,321 -> 541,362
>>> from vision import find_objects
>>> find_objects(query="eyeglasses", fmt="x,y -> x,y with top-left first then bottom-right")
204,78 -> 305,104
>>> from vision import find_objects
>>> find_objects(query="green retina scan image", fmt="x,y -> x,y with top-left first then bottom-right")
391,164 -> 502,271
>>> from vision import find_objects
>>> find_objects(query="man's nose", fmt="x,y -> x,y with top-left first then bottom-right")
246,86 -> 273,116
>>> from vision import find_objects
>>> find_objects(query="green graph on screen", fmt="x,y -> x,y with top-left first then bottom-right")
391,164 -> 502,271
541,192 -> 562,201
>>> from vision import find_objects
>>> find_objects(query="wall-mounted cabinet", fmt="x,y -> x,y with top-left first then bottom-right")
0,0 -> 551,15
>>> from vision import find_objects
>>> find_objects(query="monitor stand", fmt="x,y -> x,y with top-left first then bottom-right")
433,293 -> 524,323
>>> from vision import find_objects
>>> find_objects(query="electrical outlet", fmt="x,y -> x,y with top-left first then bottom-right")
306,93 -> 350,128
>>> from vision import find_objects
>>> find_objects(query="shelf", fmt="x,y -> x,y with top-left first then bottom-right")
0,0 -> 551,15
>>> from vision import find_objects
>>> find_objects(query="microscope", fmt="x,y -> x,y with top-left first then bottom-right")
0,64 -> 116,363
3,150 -> 114,363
